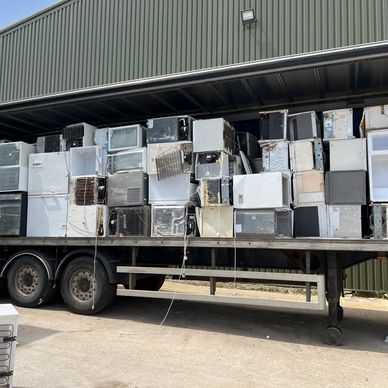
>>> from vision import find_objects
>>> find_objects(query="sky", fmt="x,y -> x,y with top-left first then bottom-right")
0,0 -> 60,30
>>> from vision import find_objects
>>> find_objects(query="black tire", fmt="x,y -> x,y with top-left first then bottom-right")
323,324 -> 343,346
135,275 -> 165,291
60,257 -> 115,315
7,256 -> 55,308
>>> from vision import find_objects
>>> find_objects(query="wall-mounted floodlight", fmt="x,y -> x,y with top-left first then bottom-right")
241,9 -> 256,25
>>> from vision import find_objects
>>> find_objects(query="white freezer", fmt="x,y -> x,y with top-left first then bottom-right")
233,172 -> 291,209
27,195 -> 69,237
69,146 -> 106,177
28,152 -> 70,195
67,205 -> 107,237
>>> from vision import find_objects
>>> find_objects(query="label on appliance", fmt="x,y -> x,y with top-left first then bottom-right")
32,161 -> 43,168
235,224 -> 242,233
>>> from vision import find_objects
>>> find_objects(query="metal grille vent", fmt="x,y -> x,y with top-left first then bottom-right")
155,150 -> 183,180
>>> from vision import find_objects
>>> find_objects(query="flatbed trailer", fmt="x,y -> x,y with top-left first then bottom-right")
0,236 -> 386,345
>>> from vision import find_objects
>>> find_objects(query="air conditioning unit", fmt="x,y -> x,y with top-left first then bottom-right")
0,192 -> 27,236
329,138 -> 367,171
0,142 -> 35,192
108,148 -> 147,174
107,170 -> 148,207
327,205 -> 362,238
70,176 -> 106,206
69,146 -> 106,177
67,205 -> 107,237
199,177 -> 231,206
323,109 -> 353,140
325,171 -> 366,205
108,124 -> 146,152
288,111 -> 321,140
236,132 -> 259,158
36,134 -> 63,153
109,206 -> 151,237
293,171 -> 325,206
289,139 -> 324,172
362,105 -> 388,131
196,206 -> 234,238
261,141 -> 289,172
233,172 -> 291,209
28,152 -> 70,195
147,116 -> 193,143
193,118 -> 235,154
94,128 -> 108,147
371,204 -> 388,239
0,304 -> 19,388
151,205 -> 196,237
294,205 -> 328,237
368,129 -> 388,202
62,122 -> 96,150
195,151 -> 230,180
27,195 -> 69,237
147,142 -> 192,176
259,109 -> 288,141
149,172 -> 196,205
235,209 -> 293,238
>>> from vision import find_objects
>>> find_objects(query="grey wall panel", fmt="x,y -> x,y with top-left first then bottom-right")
0,0 -> 388,103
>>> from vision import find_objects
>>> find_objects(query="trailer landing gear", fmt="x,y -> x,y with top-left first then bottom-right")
324,252 -> 344,346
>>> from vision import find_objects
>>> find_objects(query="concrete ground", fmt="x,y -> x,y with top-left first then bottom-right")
7,284 -> 388,388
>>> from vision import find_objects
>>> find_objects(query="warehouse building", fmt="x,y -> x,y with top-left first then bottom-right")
0,0 -> 387,292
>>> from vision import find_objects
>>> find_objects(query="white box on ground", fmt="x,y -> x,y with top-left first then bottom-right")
0,304 -> 19,388
233,172 -> 291,209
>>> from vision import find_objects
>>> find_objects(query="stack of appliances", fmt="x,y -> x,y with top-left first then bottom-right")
0,142 -> 35,236
106,124 -> 150,237
288,111 -> 327,237
233,110 -> 292,238
194,118 -> 236,238
363,105 -> 388,238
147,116 -> 196,237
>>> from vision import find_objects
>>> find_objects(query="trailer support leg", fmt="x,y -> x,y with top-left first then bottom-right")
306,251 -> 311,302
128,248 -> 138,290
323,251 -> 343,346
210,249 -> 216,296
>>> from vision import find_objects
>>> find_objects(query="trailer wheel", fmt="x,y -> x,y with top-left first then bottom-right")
60,257 -> 115,315
7,256 -> 55,308
323,324 -> 343,346
136,275 -> 165,291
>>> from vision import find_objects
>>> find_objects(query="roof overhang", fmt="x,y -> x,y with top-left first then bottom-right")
2,41 -> 388,140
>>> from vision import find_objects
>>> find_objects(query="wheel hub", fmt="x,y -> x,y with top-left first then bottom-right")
70,270 -> 96,302
15,265 -> 39,296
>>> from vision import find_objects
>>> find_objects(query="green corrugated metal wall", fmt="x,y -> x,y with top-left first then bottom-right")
1,0 -> 388,103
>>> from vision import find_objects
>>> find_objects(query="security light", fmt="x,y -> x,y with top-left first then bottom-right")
241,9 -> 256,25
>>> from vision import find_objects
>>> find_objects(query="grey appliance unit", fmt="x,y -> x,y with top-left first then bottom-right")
107,170 -> 148,207
250,158 -> 262,173
259,110 -> 288,141
193,118 -> 235,154
294,205 -> 328,237
236,132 -> 259,158
36,134 -> 62,153
327,205 -> 362,239
0,192 -> 27,236
108,124 -> 146,152
70,176 -> 106,206
147,115 -> 193,143
109,206 -> 151,237
108,148 -> 147,174
62,122 -> 96,150
199,177 -> 231,206
325,171 -> 367,205
371,204 -> 388,239
235,209 -> 293,238
151,205 -> 196,237
288,111 -> 321,140
261,141 -> 289,171
195,151 -> 230,180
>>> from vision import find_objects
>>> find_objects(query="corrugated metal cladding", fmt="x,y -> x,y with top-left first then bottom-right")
1,0 -> 388,103
345,259 -> 388,293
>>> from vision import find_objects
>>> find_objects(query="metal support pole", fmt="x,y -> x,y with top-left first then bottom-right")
306,251 -> 311,302
326,251 -> 342,324
128,247 -> 138,290
210,249 -> 216,295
